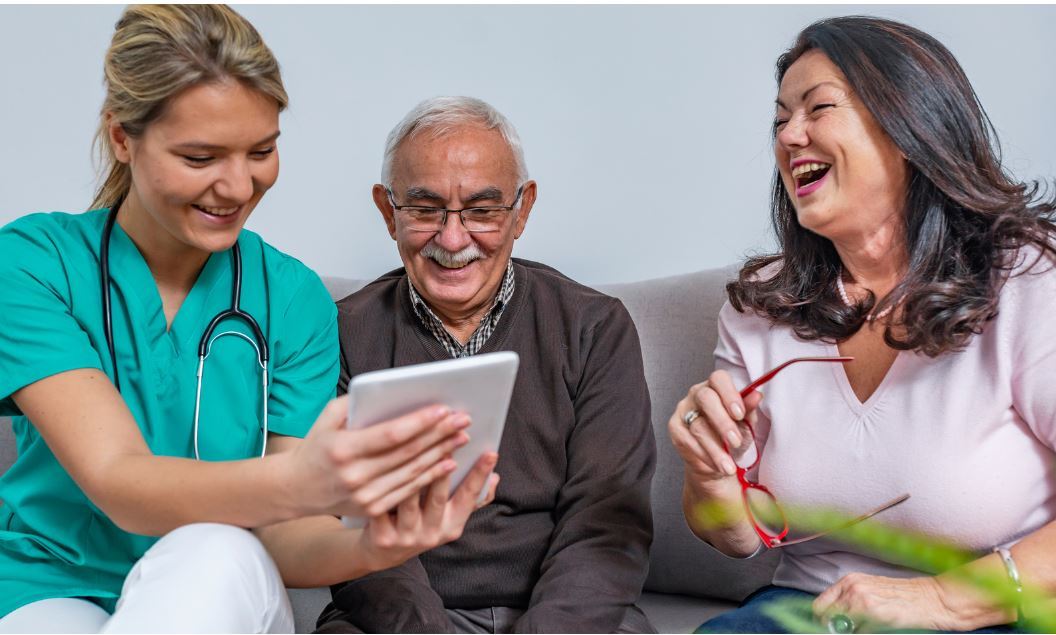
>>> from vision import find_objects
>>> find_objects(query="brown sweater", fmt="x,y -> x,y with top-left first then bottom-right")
327,259 -> 656,633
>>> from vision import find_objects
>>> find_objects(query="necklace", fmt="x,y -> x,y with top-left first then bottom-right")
836,269 -> 894,321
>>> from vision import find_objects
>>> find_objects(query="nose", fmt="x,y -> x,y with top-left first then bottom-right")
213,157 -> 255,203
432,211 -> 474,252
776,113 -> 809,151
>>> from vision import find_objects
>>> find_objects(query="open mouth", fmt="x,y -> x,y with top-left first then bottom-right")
792,162 -> 831,189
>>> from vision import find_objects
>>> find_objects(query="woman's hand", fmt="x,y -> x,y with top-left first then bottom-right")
669,369 -> 764,556
283,396 -> 473,519
813,572 -> 1003,632
668,370 -> 763,486
356,452 -> 500,574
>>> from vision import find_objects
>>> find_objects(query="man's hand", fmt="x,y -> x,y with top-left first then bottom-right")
283,397 -> 475,519
356,452 -> 500,574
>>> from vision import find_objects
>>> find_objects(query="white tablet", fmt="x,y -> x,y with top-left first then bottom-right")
341,351 -> 519,528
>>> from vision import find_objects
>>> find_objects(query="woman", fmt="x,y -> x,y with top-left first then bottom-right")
669,16 -> 1056,634
0,5 -> 496,632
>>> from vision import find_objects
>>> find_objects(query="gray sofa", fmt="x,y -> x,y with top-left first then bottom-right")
0,265 -> 777,633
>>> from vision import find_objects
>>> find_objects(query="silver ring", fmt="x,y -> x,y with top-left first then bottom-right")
827,613 -> 856,634
682,410 -> 700,426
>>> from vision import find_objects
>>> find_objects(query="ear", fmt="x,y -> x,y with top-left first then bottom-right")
373,184 -> 398,240
106,112 -> 133,164
512,180 -> 537,240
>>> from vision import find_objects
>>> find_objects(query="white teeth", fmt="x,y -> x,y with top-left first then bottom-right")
434,260 -> 469,269
791,162 -> 831,178
195,204 -> 238,216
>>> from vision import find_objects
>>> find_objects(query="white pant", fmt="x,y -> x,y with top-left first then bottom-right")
0,523 -> 293,634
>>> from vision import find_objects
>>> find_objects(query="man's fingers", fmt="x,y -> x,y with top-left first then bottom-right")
362,459 -> 457,518
395,487 -> 422,534
346,430 -> 468,509
421,470 -> 451,528
450,452 -> 499,513
476,473 -> 500,509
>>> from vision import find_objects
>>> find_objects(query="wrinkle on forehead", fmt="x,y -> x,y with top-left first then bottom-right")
390,125 -> 519,202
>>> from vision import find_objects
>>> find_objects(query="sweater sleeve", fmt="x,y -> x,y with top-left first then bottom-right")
514,299 -> 656,633
328,557 -> 454,633
1007,260 -> 1056,450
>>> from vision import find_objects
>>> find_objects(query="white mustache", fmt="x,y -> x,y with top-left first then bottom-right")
420,242 -> 484,268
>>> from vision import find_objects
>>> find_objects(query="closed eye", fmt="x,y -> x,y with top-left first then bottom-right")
182,155 -> 213,165
251,147 -> 275,159
812,103 -> 835,113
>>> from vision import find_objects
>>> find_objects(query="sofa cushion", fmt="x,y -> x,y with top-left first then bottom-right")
595,269 -> 779,601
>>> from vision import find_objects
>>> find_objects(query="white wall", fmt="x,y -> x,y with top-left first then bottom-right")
2,5 -> 1053,283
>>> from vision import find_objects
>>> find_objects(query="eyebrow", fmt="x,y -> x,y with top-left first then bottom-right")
402,186 -> 506,205
774,81 -> 842,110
174,130 -> 281,151
463,187 -> 505,204
403,186 -> 444,203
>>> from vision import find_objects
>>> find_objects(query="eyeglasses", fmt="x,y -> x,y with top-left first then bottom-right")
386,185 -> 525,233
729,356 -> 910,548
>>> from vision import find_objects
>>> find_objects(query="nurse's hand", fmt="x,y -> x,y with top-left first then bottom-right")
356,452 -> 500,573
284,396 -> 473,519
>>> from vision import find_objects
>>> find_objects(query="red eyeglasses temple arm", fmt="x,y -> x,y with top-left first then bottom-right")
739,356 -> 854,398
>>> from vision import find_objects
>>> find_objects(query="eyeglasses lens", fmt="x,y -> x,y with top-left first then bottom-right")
744,487 -> 785,537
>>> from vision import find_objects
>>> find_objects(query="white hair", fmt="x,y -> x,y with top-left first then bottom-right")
381,96 -> 529,186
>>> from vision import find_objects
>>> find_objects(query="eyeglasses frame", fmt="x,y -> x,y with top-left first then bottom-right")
386,185 -> 526,233
728,356 -> 910,548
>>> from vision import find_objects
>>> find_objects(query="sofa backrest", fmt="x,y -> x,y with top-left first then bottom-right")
0,266 -> 776,602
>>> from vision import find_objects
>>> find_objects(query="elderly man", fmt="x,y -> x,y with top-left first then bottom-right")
318,97 -> 656,634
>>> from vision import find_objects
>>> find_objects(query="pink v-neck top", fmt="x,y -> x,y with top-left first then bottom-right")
714,250 -> 1056,593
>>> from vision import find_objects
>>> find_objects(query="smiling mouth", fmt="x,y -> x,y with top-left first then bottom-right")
193,204 -> 239,217
430,257 -> 476,270
792,162 -> 831,189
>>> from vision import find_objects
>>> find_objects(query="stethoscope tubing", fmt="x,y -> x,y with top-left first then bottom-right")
100,204 -> 270,459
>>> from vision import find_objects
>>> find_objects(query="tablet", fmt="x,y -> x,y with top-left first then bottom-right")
341,351 -> 519,528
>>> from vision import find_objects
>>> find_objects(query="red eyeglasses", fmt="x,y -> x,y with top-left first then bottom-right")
728,356 -> 910,548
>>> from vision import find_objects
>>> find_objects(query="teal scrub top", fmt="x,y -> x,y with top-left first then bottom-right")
0,209 -> 339,617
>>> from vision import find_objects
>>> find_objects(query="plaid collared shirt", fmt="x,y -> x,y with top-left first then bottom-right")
408,260 -> 516,358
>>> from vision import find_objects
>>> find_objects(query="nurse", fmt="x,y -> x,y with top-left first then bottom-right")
0,5 -> 496,633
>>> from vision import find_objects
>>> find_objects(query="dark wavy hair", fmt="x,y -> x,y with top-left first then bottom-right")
727,16 -> 1056,357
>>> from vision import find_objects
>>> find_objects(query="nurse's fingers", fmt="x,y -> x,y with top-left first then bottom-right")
346,431 -> 467,515
331,411 -> 468,474
359,458 -> 457,519
344,405 -> 458,457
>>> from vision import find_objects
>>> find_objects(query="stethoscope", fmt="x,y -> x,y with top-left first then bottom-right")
100,203 -> 270,459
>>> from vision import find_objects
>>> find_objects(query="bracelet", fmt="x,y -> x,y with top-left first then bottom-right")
992,547 -> 1023,624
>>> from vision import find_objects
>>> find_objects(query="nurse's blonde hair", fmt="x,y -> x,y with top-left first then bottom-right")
91,4 -> 288,210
